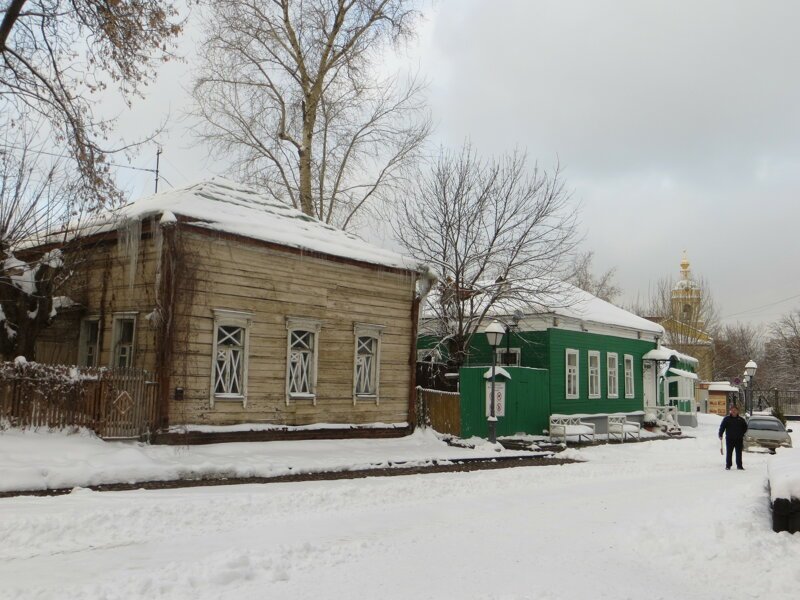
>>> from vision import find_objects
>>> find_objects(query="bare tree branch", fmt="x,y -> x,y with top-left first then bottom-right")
0,0 -> 185,204
191,0 -> 429,227
394,143 -> 579,368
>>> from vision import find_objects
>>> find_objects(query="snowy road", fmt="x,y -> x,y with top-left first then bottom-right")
2,416 -> 799,599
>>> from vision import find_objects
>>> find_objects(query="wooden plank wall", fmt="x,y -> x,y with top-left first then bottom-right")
168,229 -> 418,427
35,225 -> 161,374
35,220 -> 419,429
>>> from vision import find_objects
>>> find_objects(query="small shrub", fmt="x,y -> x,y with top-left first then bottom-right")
771,403 -> 787,426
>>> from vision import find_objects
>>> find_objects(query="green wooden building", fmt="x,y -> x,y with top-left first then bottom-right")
419,282 -> 699,437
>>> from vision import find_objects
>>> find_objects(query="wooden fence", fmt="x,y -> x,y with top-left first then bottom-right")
417,387 -> 461,436
0,363 -> 159,440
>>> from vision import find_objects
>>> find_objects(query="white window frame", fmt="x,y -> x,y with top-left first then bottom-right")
286,317 -> 322,405
566,348 -> 579,399
78,316 -> 100,367
353,323 -> 385,405
110,312 -> 137,368
624,354 -> 635,398
495,347 -> 521,367
588,350 -> 601,399
607,352 -> 619,399
210,309 -> 252,406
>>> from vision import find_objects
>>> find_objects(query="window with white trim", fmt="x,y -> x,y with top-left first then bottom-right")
353,323 -> 384,403
588,351 -> 601,398
624,354 -> 635,398
495,347 -> 521,366
78,318 -> 100,367
607,352 -> 619,399
211,309 -> 252,404
286,318 -> 322,403
111,313 -> 136,368
566,349 -> 579,399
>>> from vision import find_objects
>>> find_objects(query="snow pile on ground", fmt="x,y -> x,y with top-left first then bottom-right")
1,412 -> 798,600
0,426 -> 542,493
768,447 -> 800,500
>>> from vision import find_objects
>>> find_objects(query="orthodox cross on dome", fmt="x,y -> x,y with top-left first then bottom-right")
680,250 -> 691,280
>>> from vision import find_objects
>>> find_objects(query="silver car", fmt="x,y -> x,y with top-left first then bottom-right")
744,416 -> 793,453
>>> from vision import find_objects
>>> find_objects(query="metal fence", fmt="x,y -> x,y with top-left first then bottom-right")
0,363 -> 159,440
751,388 -> 800,417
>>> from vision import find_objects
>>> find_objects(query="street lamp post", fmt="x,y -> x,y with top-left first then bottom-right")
741,376 -> 747,412
484,320 -> 505,444
744,360 -> 758,416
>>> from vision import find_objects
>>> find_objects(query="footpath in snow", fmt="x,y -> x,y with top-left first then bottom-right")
0,426 -> 548,493
1,413 -> 799,600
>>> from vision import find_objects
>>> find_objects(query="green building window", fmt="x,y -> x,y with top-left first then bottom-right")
566,349 -> 579,399
588,351 -> 601,398
607,353 -> 619,398
624,354 -> 635,398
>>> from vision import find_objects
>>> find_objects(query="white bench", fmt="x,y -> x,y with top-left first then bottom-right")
549,415 -> 596,444
607,415 -> 641,443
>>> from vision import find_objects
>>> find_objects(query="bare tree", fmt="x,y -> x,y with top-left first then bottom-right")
395,144 -> 578,368
762,309 -> 800,390
713,322 -> 764,382
0,119 -> 89,360
0,0 -> 184,202
567,250 -> 621,303
191,0 -> 430,227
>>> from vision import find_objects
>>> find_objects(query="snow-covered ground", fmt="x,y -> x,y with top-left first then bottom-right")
1,414 -> 799,599
0,427 -> 541,493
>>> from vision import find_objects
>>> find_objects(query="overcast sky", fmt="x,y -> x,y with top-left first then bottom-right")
111,0 -> 800,328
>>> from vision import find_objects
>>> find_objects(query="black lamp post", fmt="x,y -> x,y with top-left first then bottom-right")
484,320 -> 505,443
744,360 -> 758,416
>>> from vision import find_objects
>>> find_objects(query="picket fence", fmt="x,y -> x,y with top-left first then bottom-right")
0,363 -> 159,439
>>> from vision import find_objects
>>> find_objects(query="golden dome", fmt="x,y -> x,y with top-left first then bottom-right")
680,251 -> 690,272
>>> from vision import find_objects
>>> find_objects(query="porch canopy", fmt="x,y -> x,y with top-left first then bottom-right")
643,346 -> 699,419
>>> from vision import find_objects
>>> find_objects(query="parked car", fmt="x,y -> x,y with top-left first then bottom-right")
744,416 -> 793,453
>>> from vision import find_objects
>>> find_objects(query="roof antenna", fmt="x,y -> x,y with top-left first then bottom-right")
155,146 -> 162,193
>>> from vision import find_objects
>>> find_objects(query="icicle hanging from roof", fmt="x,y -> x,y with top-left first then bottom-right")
117,217 -> 141,292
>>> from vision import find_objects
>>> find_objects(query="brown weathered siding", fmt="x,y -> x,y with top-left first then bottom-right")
37,220 -> 419,429
168,229 -> 417,426
36,227 -> 161,374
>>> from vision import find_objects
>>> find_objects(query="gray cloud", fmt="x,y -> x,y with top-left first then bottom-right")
110,0 -> 800,326
422,0 -> 800,325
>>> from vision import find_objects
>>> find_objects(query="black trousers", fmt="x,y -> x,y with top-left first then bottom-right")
726,438 -> 744,469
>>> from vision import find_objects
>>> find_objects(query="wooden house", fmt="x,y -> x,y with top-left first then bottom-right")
419,282 -> 700,436
35,179 -> 432,436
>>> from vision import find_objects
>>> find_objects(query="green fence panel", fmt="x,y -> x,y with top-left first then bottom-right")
459,366 -> 551,438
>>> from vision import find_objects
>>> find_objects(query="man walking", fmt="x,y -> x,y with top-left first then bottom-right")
719,404 -> 748,470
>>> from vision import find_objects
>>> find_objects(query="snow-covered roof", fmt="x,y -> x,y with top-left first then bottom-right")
642,346 -> 699,366
668,367 -> 698,380
79,178 -> 422,272
477,280 -> 664,335
708,383 -> 739,393
539,283 -> 664,334
483,367 -> 512,380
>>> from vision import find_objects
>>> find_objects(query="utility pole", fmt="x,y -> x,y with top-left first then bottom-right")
155,147 -> 162,193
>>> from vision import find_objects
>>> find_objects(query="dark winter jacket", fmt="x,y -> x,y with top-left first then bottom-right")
718,415 -> 748,441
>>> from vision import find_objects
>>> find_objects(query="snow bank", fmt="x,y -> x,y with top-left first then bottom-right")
768,447 -> 800,501
0,426 -> 540,493
4,409 -> 798,600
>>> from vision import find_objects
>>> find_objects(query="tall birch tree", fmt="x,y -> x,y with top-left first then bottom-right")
192,0 -> 430,227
